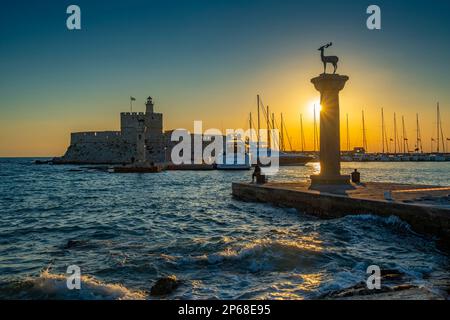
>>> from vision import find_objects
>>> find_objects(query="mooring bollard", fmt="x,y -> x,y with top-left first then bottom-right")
351,169 -> 361,183
384,191 -> 393,201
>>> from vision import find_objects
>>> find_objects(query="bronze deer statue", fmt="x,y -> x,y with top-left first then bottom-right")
318,42 -> 338,74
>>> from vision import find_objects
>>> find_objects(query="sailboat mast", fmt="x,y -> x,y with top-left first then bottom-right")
438,103 -> 445,152
416,113 -> 419,153
362,110 -> 367,152
313,105 -> 317,152
402,116 -> 405,153
416,113 -> 423,153
257,95 -> 260,164
381,108 -> 385,153
436,102 -> 441,153
394,113 -> 398,154
346,113 -> 350,152
249,112 -> 253,142
266,106 -> 270,148
271,113 -> 276,150
402,116 -> 409,153
419,115 -> 423,153
280,113 -> 284,152
300,114 -> 305,152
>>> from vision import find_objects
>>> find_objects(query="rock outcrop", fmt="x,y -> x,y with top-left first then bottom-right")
150,275 -> 181,296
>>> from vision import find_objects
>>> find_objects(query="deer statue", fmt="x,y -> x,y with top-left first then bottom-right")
318,42 -> 339,74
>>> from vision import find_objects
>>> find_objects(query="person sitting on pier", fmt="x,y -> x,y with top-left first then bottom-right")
252,164 -> 266,184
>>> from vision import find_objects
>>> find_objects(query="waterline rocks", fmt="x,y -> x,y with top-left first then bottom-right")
321,283 -> 446,300
150,275 -> 181,296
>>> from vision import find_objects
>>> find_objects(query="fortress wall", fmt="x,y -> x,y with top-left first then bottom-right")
145,113 -> 163,132
120,112 -> 147,143
144,113 -> 164,149
59,140 -> 135,164
144,113 -> 164,162
59,107 -> 166,164
71,131 -> 122,145
119,112 -> 165,162
62,131 -> 133,164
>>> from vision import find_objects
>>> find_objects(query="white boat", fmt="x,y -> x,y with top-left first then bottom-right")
341,155 -> 353,162
400,155 -> 411,161
216,138 -> 251,170
430,154 -> 446,162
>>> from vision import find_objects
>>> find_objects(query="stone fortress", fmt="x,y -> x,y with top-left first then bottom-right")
55,97 -> 166,164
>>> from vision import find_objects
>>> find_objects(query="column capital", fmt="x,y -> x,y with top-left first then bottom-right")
311,74 -> 349,92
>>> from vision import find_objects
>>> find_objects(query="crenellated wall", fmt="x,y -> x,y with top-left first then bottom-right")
71,131 -> 122,145
120,111 -> 165,162
120,112 -> 146,144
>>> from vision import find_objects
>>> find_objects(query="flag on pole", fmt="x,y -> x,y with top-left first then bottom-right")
130,96 -> 136,112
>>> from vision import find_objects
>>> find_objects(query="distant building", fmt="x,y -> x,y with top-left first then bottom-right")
54,96 -> 239,165
55,97 -> 165,164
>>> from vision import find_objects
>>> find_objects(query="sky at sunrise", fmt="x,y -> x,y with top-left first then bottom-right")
1,0 -> 450,156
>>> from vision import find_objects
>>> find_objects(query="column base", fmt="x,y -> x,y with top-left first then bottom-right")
310,174 -> 350,185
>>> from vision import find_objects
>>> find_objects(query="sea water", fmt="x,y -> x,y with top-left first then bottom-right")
0,158 -> 449,299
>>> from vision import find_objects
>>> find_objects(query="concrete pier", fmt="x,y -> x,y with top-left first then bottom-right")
232,181 -> 450,248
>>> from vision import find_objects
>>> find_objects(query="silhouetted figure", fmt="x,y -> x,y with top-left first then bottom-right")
318,43 -> 339,74
252,165 -> 261,183
351,169 -> 360,183
252,164 -> 266,184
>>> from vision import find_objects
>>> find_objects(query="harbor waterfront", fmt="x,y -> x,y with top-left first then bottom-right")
232,181 -> 450,249
2,0 -> 450,306
0,158 -> 449,299
232,69 -> 450,254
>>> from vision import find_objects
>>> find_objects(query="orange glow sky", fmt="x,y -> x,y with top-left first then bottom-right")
1,1 -> 449,156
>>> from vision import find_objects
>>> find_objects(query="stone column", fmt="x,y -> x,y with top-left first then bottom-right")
310,74 -> 350,185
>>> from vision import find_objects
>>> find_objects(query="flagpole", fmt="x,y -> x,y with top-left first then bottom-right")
130,97 -> 133,113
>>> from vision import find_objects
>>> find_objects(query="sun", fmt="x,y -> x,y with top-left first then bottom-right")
308,100 -> 321,115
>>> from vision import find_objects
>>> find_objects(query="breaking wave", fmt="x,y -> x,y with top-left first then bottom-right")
0,270 -> 146,300
180,238 -> 327,272
342,214 -> 415,233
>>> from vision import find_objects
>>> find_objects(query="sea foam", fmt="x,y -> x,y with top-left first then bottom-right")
1,270 -> 146,300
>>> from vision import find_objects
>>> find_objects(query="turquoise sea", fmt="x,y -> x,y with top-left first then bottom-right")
0,158 -> 449,299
